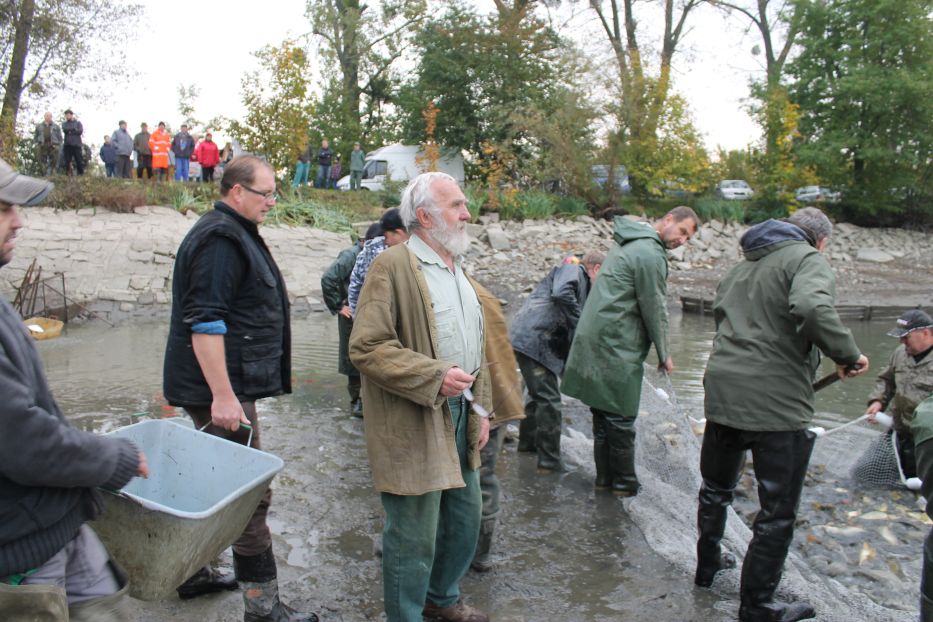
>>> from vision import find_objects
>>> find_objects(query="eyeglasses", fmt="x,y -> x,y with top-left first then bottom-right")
239,184 -> 278,202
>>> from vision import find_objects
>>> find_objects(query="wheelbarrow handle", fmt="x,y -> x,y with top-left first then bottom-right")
198,421 -> 254,447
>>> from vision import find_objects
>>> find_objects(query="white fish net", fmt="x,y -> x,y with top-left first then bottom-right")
561,366 -> 915,622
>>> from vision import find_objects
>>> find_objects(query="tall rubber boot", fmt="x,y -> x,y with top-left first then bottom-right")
234,547 -> 318,622
695,480 -> 737,587
922,594 -> 933,622
921,525 -> 933,622
471,518 -> 496,573
0,582 -> 68,622
592,410 -> 611,490
606,415 -> 639,496
517,406 -> 537,453
739,431 -> 815,622
69,562 -> 131,622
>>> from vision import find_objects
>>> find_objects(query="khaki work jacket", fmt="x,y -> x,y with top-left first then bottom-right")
349,244 -> 490,495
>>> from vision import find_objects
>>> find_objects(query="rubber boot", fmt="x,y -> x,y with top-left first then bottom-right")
592,411 -> 611,490
606,416 -> 639,496
738,600 -> 815,622
234,547 -> 318,622
739,430 -> 815,622
471,518 -> 496,573
922,593 -> 933,622
517,409 -> 537,453
695,478 -> 737,587
177,564 -> 238,599
69,562 -> 131,622
0,582 -> 68,622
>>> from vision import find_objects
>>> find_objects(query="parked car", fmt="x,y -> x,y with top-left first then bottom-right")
591,165 -> 631,194
716,179 -> 754,200
335,144 -> 465,191
795,185 -> 840,203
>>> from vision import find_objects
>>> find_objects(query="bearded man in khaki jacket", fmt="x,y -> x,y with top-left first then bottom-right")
350,172 -> 491,622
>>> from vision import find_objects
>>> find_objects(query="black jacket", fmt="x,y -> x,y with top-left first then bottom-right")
509,263 -> 591,377
0,297 -> 138,576
163,202 -> 292,406
61,119 -> 83,147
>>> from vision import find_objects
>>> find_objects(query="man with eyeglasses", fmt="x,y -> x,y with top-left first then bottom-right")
163,155 -> 317,622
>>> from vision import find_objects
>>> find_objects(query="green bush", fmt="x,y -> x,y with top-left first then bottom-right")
266,198 -> 355,235
692,197 -> 746,223
555,195 -> 588,217
514,191 -> 556,220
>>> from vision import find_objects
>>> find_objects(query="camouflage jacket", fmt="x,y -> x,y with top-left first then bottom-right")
867,345 -> 933,433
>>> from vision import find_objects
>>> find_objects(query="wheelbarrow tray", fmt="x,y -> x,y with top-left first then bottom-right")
91,419 -> 284,600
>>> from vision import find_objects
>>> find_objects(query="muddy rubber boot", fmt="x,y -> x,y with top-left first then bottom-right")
607,417 -> 639,496
351,397 -> 363,418
922,593 -> 933,622
69,562 -> 131,622
471,519 -> 496,573
592,411 -> 611,489
0,582 -> 68,622
177,564 -> 238,599
517,412 -> 537,453
235,547 -> 318,622
738,600 -> 815,622
695,476 -> 737,587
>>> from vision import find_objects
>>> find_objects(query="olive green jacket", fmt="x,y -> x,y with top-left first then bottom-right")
349,243 -> 489,495
704,220 -> 861,431
867,345 -> 933,433
561,217 -> 670,417
910,396 -> 933,516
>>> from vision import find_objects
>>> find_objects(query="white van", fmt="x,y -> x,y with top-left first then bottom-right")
335,144 -> 465,191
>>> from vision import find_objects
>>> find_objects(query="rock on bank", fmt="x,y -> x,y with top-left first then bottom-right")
0,206 -> 352,322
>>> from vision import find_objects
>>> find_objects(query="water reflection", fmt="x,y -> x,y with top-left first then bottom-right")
39,310 -> 900,430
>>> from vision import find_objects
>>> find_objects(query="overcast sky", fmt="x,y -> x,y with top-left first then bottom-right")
41,0 -> 764,155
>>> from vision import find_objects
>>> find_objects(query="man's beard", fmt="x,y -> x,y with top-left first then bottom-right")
427,213 -> 471,257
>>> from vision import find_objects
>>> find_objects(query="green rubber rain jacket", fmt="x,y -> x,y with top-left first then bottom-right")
561,217 -> 670,417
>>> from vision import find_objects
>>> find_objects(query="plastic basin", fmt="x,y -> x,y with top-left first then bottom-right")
91,419 -> 284,600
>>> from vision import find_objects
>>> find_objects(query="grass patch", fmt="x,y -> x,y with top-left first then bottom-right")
265,199 -> 356,235
692,197 -> 747,223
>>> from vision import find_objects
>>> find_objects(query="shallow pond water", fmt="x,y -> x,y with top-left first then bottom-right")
32,309 -> 917,621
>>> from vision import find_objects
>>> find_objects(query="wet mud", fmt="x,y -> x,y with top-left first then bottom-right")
36,313 -> 923,621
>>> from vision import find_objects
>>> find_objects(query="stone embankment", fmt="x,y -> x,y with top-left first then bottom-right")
1,206 -> 351,321
464,214 -> 933,309
3,207 -> 930,323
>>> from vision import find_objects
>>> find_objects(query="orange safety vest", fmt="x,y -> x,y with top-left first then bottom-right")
149,129 -> 171,169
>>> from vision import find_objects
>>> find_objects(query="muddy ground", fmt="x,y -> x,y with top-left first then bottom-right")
94,247 -> 929,622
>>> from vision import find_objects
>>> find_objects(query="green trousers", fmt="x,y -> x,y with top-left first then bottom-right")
380,397 -> 482,622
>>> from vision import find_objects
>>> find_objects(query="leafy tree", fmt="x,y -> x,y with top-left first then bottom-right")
227,40 -> 317,175
788,0 -> 933,223
0,0 -> 141,159
587,0 -> 703,196
307,0 -> 426,152
706,0 -> 808,207
397,1 -> 590,190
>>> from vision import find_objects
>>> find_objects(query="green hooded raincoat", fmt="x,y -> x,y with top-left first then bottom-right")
561,217 -> 670,417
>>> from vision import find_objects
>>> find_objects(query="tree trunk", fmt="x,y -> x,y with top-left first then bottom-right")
0,0 -> 36,160
1,0 -> 36,128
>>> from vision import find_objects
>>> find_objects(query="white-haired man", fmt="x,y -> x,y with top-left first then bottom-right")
350,172 -> 491,622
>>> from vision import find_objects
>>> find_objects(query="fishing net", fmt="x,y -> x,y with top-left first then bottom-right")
560,366 -> 915,622
850,430 -> 908,490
